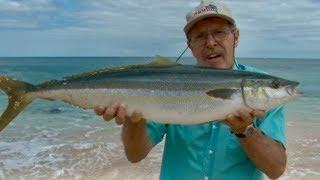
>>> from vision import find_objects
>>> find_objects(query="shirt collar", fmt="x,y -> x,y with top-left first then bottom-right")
232,59 -> 241,70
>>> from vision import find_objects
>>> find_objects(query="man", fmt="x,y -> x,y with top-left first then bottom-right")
95,1 -> 287,179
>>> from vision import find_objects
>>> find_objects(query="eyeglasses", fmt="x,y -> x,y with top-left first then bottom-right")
190,27 -> 234,45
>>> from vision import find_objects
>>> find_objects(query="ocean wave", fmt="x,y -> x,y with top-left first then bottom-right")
0,138 -> 123,179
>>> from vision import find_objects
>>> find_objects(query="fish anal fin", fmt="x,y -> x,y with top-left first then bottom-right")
206,89 -> 239,99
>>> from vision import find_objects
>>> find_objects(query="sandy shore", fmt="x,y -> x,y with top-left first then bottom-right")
93,126 -> 320,180
1,116 -> 318,180
94,159 -> 159,180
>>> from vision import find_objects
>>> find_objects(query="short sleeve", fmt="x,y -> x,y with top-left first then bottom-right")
146,120 -> 167,145
255,106 -> 287,148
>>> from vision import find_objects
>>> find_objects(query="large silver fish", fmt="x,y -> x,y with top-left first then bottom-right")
0,56 -> 301,132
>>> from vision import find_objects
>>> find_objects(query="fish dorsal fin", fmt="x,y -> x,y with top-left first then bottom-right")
63,55 -> 178,81
206,89 -> 239,99
146,55 -> 178,67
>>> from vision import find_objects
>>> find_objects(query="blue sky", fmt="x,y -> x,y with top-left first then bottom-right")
0,0 -> 319,58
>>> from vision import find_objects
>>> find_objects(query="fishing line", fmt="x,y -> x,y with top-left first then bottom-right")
176,46 -> 189,63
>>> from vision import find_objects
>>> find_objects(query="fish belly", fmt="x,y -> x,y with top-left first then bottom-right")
36,88 -> 245,124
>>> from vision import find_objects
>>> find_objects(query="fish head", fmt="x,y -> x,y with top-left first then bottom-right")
243,77 -> 302,110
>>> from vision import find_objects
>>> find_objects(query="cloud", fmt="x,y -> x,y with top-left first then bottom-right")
0,0 -> 56,12
0,0 -> 319,58
0,19 -> 38,28
0,0 -> 56,29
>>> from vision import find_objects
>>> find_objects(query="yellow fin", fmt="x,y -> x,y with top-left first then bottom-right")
146,55 -> 178,67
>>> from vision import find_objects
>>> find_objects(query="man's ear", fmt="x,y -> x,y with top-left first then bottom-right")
234,29 -> 240,47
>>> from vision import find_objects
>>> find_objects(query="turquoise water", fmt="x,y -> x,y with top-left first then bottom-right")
238,58 -> 320,126
0,57 -> 319,179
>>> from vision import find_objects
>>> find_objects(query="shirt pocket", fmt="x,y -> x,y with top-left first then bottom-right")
174,124 -> 211,147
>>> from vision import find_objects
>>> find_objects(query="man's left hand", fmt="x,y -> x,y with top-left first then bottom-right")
223,109 -> 265,134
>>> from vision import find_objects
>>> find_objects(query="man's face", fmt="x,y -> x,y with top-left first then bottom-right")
188,17 -> 239,69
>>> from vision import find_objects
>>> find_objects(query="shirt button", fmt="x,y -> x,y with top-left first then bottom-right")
212,125 -> 217,129
204,176 -> 209,180
209,150 -> 213,154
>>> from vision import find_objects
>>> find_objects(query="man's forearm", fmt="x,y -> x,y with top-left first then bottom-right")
121,119 -> 153,163
239,128 -> 287,179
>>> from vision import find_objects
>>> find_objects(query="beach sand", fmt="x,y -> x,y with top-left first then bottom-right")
81,144 -> 163,180
93,159 -> 159,180
92,124 -> 320,180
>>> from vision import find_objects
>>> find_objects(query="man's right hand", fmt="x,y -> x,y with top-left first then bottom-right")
94,102 -> 143,125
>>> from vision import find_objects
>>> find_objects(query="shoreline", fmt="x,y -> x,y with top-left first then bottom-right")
94,127 -> 320,180
0,122 -> 319,179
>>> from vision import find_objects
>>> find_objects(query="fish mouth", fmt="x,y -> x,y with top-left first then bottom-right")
286,84 -> 303,96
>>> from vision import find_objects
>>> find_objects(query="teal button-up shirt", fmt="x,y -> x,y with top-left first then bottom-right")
146,61 -> 286,180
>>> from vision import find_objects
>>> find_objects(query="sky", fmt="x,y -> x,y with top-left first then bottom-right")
0,0 -> 319,58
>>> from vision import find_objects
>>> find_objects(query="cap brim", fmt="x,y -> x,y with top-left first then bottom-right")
184,14 -> 235,34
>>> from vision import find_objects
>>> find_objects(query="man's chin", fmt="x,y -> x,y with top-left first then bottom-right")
202,57 -> 227,68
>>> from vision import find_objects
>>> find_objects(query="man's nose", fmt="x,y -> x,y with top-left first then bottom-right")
206,34 -> 217,47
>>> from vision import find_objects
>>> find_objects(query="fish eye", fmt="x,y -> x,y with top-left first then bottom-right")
271,80 -> 281,89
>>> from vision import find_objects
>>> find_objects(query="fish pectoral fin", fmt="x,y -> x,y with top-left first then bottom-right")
206,89 -> 239,99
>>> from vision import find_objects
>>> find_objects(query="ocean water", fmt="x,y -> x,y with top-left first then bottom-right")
0,57 -> 319,179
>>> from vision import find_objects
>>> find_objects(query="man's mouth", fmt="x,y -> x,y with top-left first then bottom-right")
206,54 -> 223,61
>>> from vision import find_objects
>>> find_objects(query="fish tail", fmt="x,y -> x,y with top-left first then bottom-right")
0,76 -> 37,132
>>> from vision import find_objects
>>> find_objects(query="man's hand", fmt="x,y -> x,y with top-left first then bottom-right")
224,109 -> 287,179
223,109 -> 265,134
94,102 -> 143,125
94,102 -> 153,163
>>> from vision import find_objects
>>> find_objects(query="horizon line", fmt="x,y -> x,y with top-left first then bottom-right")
0,56 -> 319,60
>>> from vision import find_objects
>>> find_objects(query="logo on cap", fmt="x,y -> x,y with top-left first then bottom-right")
194,4 -> 218,16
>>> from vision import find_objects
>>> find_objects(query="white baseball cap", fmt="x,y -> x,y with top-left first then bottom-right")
184,0 -> 236,34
